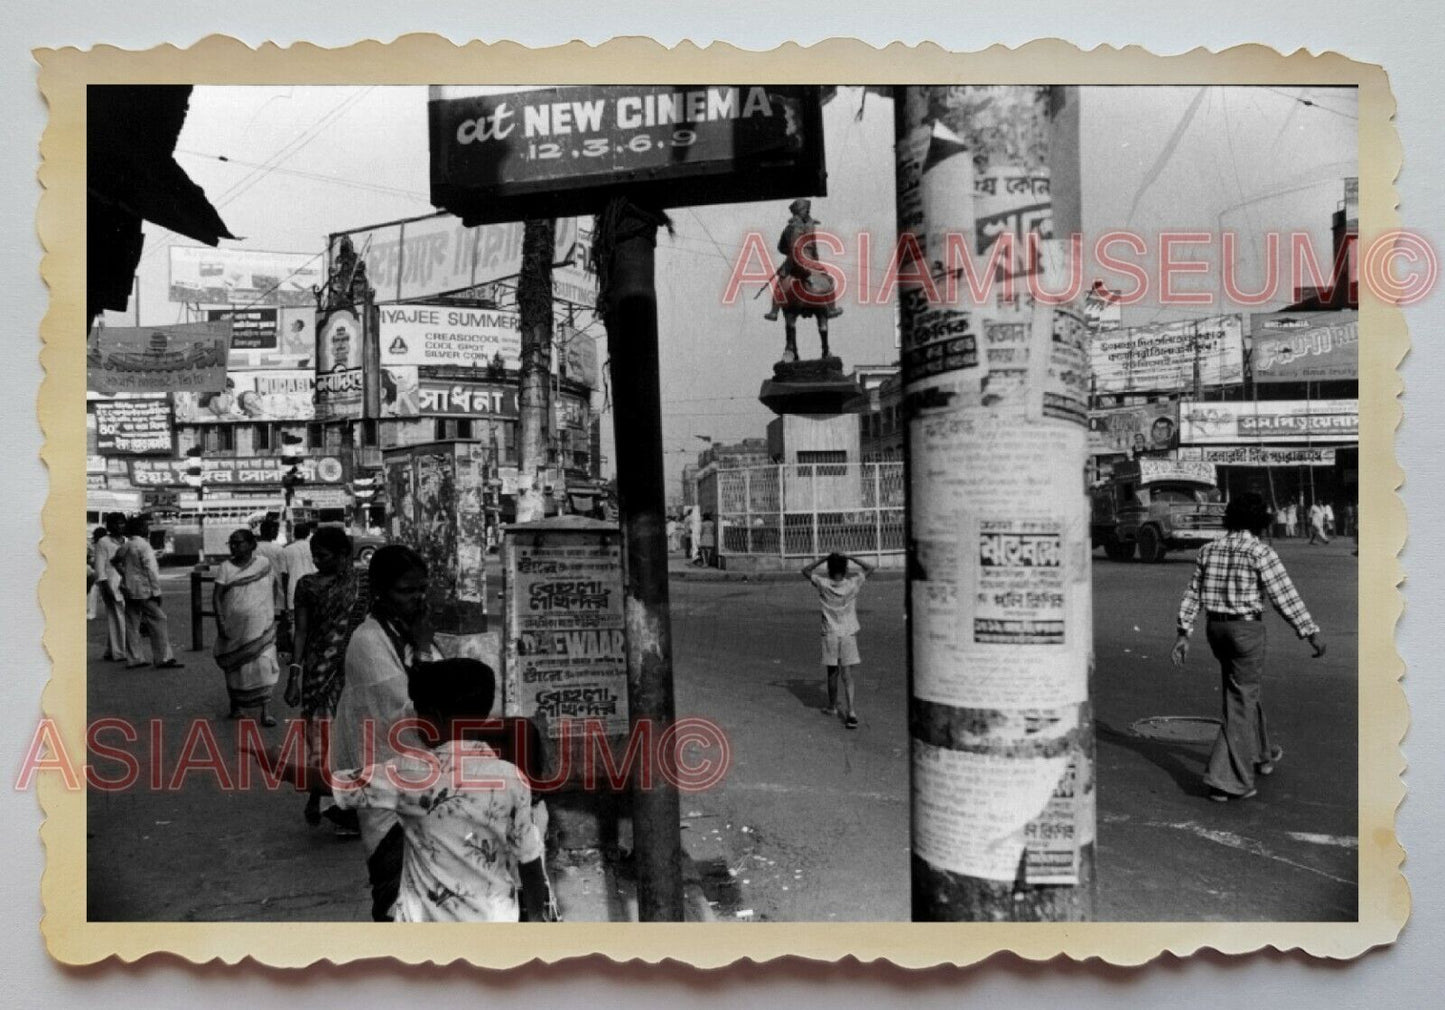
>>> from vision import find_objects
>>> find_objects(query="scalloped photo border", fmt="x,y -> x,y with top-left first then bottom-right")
33,35 -> 1408,969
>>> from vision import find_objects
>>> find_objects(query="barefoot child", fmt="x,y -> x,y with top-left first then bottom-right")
321,658 -> 551,921
801,552 -> 874,729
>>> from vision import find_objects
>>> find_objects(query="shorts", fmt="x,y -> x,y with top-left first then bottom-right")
822,632 -> 860,667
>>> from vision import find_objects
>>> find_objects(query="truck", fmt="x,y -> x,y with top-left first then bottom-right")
1090,459 -> 1227,563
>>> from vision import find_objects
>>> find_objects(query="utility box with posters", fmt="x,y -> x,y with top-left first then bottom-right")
382,440 -> 490,635
501,517 -> 629,849
501,517 -> 628,738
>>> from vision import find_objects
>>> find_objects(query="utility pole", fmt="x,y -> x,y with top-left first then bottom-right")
593,196 -> 684,921
517,218 -> 555,523
895,86 -> 1096,921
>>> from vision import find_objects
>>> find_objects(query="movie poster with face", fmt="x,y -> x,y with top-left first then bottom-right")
315,307 -> 364,420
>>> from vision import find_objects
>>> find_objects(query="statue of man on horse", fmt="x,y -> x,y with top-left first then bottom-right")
763,199 -> 843,362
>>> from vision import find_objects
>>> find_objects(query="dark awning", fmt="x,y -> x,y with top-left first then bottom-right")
88,85 -> 235,324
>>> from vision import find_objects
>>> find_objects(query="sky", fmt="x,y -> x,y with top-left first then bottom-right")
105,84 -> 1358,493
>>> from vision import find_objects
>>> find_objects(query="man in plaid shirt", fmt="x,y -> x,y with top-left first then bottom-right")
1171,492 -> 1326,801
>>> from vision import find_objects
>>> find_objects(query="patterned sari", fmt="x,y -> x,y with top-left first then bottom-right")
214,556 -> 281,707
294,567 -> 369,719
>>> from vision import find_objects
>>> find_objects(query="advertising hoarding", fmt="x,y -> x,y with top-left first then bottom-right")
1250,311 -> 1358,384
88,320 -> 232,395
172,370 -> 316,423
93,398 -> 174,455
128,455 -> 347,488
1090,315 -> 1245,393
169,247 -> 323,307
1179,399 -> 1359,445
379,304 -> 523,369
315,307 -> 365,420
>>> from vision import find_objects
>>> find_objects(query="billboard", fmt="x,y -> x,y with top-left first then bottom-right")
173,370 -> 316,423
1087,400 -> 1179,457
557,327 -> 600,389
169,247 -> 324,307
379,304 -> 523,369
333,214 -> 597,308
1182,445 -> 1338,467
88,320 -> 231,395
93,398 -> 174,455
1179,399 -> 1358,445
129,455 -> 347,488
315,307 -> 365,420
207,306 -> 317,371
1250,311 -> 1358,384
1090,315 -> 1245,394
380,367 -> 519,418
429,85 -> 826,224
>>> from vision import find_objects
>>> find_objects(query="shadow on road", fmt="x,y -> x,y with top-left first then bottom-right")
769,677 -> 829,711
1095,718 -> 1213,799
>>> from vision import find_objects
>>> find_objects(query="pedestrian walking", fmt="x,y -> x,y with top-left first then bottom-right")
93,514 -> 128,660
802,551 -> 875,729
285,525 -> 369,827
1170,492 -> 1326,802
279,520 -> 318,655
1273,505 -> 1288,540
1323,503 -> 1336,537
698,513 -> 717,567
213,528 -> 283,726
333,544 -> 441,921
1307,501 -> 1330,545
115,515 -> 181,669
1285,502 -> 1298,538
666,516 -> 681,554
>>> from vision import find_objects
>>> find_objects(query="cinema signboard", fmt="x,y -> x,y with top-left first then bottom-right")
428,85 -> 826,224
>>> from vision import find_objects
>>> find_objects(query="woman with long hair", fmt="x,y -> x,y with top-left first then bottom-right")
332,544 -> 438,921
285,524 -> 368,827
213,528 -> 283,725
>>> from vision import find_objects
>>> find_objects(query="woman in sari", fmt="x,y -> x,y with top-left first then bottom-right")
285,525 -> 369,826
213,528 -> 282,726
332,544 -> 439,921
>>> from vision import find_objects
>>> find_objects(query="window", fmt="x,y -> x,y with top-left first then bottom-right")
361,420 -> 379,447
218,426 -> 235,452
253,424 -> 272,451
306,423 -> 323,450
433,418 -> 475,440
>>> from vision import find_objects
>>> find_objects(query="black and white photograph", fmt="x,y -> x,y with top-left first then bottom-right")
71,74 -> 1372,938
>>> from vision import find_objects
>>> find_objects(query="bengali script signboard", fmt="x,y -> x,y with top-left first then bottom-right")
129,455 -> 347,488
429,85 -> 826,224
92,398 -> 174,455
88,320 -> 232,395
1179,399 -> 1358,445
1090,315 -> 1245,394
379,369 -> 520,418
315,307 -> 365,420
1250,311 -> 1358,384
1181,445 -> 1338,467
334,214 -> 597,307
506,533 -> 629,738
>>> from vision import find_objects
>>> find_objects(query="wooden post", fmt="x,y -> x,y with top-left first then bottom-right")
896,86 -> 1096,921
595,197 -> 684,921
517,218 -> 556,524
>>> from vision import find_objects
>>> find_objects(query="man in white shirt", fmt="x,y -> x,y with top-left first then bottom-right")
279,521 -> 318,613
115,516 -> 181,669
93,512 -> 129,661
801,551 -> 875,729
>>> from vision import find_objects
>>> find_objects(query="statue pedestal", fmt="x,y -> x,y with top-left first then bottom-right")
758,357 -> 860,415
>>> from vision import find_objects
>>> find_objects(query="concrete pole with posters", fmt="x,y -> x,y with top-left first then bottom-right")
516,218 -> 556,524
895,86 -> 1096,920
593,195 -> 684,922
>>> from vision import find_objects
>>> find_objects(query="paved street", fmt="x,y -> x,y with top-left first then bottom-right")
86,540 -> 1357,922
